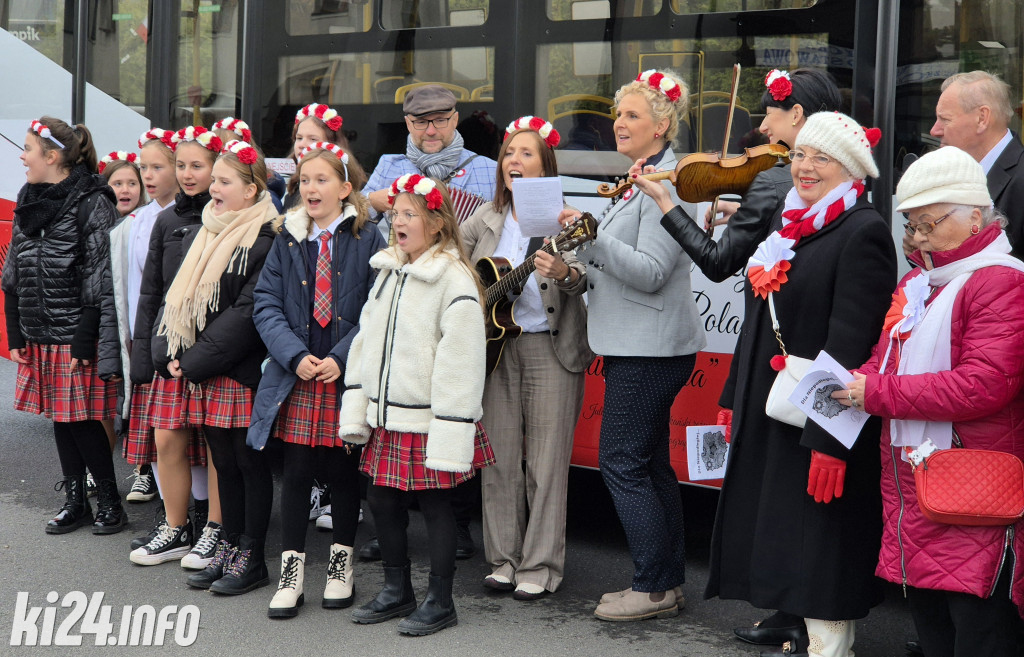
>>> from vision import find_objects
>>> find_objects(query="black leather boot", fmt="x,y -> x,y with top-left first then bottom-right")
92,479 -> 128,534
187,539 -> 235,590
210,535 -> 270,595
397,573 -> 457,636
351,563 -> 417,623
46,477 -> 93,534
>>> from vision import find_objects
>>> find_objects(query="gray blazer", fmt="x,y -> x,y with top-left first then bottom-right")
579,149 -> 706,357
461,203 -> 595,373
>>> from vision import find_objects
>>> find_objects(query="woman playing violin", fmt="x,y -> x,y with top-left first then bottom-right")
574,70 -> 706,622
460,117 -> 592,601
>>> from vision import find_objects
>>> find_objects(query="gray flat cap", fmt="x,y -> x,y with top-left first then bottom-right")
403,85 -> 457,116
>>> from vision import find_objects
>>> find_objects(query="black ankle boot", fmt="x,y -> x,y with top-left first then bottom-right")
187,539 -> 235,590
210,535 -> 270,595
192,498 -> 209,533
46,477 -> 93,534
397,573 -> 457,635
351,563 -> 417,623
93,479 -> 128,534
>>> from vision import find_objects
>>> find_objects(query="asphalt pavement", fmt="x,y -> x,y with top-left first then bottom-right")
0,357 -> 916,656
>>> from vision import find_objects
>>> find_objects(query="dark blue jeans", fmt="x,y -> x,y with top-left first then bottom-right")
599,354 -> 695,592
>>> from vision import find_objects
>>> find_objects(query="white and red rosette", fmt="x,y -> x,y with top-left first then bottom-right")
138,128 -> 175,149
504,116 -> 560,148
98,150 -> 138,174
295,103 -> 343,132
764,69 -> 793,102
30,119 -> 65,149
636,70 -> 683,103
388,173 -> 443,211
222,140 -> 259,165
171,126 -> 223,153
213,117 -> 253,143
297,141 -> 348,165
746,232 -> 797,299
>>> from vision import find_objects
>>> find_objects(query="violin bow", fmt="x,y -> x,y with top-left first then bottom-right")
707,63 -> 742,237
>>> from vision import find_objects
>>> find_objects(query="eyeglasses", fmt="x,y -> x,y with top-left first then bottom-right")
386,210 -> 422,224
788,150 -> 834,168
903,209 -> 956,236
408,111 -> 455,130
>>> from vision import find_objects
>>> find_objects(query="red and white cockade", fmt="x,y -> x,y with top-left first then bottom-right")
388,173 -> 444,211
764,69 -> 793,102
29,119 -> 65,149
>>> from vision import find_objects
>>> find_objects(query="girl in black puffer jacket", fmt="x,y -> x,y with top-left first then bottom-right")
1,117 -> 126,535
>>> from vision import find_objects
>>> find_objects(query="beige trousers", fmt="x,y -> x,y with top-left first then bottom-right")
480,332 -> 585,591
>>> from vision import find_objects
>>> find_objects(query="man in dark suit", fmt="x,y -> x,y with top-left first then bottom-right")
904,71 -> 1024,259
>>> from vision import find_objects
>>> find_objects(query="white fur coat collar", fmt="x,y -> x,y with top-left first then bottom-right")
283,202 -> 358,242
370,243 -> 466,284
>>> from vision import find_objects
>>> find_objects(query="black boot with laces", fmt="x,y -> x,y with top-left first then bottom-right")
92,479 -> 128,534
211,534 -> 270,595
46,476 -> 93,534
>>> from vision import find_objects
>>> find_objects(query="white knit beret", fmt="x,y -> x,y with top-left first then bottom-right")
794,111 -> 880,180
895,146 -> 991,212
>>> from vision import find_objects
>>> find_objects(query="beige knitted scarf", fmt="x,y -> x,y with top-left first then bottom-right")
159,192 -> 279,356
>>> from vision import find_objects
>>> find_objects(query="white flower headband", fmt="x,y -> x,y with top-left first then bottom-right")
170,126 -> 223,153
222,140 -> 260,165
504,116 -> 560,149
636,70 -> 683,103
295,104 -> 343,132
298,141 -> 349,179
30,120 -> 65,149
388,173 -> 443,210
213,117 -> 252,143
98,151 -> 138,174
138,128 -> 175,149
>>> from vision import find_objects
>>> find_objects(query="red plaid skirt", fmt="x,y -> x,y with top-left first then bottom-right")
360,422 -> 494,491
148,375 -> 204,429
123,383 -> 207,467
14,343 -> 116,422
273,378 -> 344,448
191,376 -> 253,429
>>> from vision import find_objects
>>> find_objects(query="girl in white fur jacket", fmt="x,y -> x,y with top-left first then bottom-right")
341,174 -> 493,636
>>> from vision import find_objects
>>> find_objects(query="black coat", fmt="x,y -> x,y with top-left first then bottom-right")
129,191 -> 210,384
1,167 -> 118,359
705,199 -> 897,621
661,162 -> 791,282
153,219 -> 278,389
989,136 -> 1024,258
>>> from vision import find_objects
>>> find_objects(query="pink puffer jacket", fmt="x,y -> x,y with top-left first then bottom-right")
860,225 -> 1024,618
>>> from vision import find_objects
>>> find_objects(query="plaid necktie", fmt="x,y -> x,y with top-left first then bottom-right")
313,231 -> 332,328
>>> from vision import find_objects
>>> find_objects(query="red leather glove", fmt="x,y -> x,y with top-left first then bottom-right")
716,409 -> 733,444
807,450 -> 846,503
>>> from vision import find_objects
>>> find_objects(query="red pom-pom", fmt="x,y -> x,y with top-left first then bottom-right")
241,128 -> 253,142
426,188 -> 443,210
864,127 -> 882,148
209,135 -> 224,153
325,116 -> 343,131
238,147 -> 258,165
770,355 -> 788,372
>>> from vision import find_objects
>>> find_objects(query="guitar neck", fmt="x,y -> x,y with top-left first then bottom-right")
486,242 -> 556,307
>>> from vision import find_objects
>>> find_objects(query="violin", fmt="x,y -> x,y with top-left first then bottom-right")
597,143 -> 790,203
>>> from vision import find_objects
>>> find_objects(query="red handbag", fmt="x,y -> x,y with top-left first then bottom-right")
912,448 -> 1024,526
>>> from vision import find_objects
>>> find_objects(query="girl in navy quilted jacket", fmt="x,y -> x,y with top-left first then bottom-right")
1,117 -> 126,535
250,141 -> 385,619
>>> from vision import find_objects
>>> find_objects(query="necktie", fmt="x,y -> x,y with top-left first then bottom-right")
313,231 -> 332,328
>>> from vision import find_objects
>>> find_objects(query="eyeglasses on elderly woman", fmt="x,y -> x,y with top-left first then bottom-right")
903,209 -> 959,236
787,150 -> 834,168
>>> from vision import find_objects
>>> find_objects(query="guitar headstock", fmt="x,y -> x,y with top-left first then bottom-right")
550,212 -> 598,253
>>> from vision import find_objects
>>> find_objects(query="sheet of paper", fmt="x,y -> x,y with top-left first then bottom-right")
787,350 -> 869,449
511,177 -> 564,237
686,425 -> 730,480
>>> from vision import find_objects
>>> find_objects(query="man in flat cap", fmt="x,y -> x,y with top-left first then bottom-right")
364,84 -> 496,234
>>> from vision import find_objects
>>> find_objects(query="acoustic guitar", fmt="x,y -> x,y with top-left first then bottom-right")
475,212 -> 598,374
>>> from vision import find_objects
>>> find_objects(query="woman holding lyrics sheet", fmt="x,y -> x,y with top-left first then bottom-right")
461,116 -> 592,602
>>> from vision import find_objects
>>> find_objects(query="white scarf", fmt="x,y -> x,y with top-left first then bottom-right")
889,230 -> 1024,450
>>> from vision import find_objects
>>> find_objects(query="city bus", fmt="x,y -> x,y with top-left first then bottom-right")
1,0 -> 1021,486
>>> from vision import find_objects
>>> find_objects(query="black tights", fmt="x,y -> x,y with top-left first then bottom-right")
368,484 -> 455,577
203,426 -> 273,553
53,420 -> 115,481
280,442 -> 362,552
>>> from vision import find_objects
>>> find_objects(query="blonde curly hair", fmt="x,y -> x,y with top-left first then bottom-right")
613,70 -> 689,144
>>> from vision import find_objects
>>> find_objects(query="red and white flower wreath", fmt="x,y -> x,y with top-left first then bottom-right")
98,150 -> 138,174
171,126 -> 223,153
30,120 -> 65,149
222,140 -> 259,165
138,128 -> 175,149
504,116 -> 560,148
388,173 -> 444,211
764,69 -> 793,102
213,117 -> 253,143
295,104 -> 343,132
636,70 -> 682,103
298,141 -> 350,178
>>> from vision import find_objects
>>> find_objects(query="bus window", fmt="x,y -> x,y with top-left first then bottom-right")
286,0 -> 373,35
380,0 -> 489,29
670,0 -> 817,12
547,0 -> 663,20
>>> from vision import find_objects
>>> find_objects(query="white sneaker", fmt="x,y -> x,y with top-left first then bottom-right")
308,483 -> 329,520
181,522 -> 222,570
129,520 -> 193,566
315,507 -> 333,532
126,467 -> 158,503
